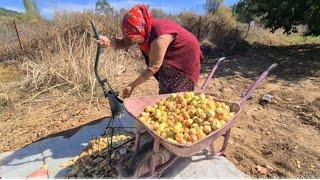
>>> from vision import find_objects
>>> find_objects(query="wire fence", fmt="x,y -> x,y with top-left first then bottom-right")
0,20 -> 52,59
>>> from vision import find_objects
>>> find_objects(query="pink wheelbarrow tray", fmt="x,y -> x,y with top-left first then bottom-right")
123,59 -> 278,178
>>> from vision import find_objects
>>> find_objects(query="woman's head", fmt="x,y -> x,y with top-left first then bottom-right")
122,4 -> 153,44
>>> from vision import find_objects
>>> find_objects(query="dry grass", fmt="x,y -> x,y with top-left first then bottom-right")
1,11 -> 139,102
1,10 -> 319,103
243,24 -> 320,46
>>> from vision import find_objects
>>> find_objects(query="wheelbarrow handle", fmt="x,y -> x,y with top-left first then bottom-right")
200,57 -> 226,91
238,63 -> 278,107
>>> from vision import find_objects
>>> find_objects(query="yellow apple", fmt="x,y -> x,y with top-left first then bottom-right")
193,116 -> 203,124
185,119 -> 193,127
211,120 -> 222,130
189,128 -> 197,135
175,133 -> 184,141
167,138 -> 178,144
159,122 -> 167,132
220,120 -> 226,126
203,125 -> 212,134
190,134 -> 198,142
206,110 -> 215,118
203,121 -> 210,126
191,123 -> 199,129
166,128 -> 175,137
161,131 -> 168,139
199,112 -> 207,120
173,124 -> 182,133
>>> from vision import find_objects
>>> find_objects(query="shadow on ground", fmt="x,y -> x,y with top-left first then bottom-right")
201,42 -> 320,83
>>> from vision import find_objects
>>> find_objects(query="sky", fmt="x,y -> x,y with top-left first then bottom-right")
0,0 -> 239,19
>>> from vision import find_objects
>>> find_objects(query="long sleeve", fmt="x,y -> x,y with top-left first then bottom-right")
111,38 -> 134,50
146,34 -> 174,74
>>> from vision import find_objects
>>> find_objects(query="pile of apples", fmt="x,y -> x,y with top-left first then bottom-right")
138,92 -> 234,145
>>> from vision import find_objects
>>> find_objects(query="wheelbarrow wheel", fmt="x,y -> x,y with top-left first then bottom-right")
118,140 -> 173,178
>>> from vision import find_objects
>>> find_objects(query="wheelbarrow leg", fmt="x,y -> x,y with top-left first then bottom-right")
215,129 -> 231,156
210,142 -> 216,155
134,122 -> 142,153
150,137 -> 160,177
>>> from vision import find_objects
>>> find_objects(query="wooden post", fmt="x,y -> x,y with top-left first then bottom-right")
197,16 -> 202,41
245,21 -> 250,39
14,20 -> 24,53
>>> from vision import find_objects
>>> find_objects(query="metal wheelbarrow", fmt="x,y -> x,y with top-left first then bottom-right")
118,58 -> 277,178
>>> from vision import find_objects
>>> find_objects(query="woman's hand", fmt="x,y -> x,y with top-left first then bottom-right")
122,69 -> 154,98
96,35 -> 112,48
123,86 -> 134,98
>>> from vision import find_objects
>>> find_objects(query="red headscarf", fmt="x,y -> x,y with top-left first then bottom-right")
122,4 -> 153,53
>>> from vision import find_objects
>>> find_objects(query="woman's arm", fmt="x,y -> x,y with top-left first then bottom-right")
111,37 -> 134,50
97,35 -> 133,50
123,34 -> 174,98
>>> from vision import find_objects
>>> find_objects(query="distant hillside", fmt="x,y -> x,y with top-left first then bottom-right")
0,7 -> 23,22
0,7 -> 21,17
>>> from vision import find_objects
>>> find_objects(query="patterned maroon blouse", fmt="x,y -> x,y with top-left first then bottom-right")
142,18 -> 203,85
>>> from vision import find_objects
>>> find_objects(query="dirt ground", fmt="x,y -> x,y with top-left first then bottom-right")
0,44 -> 319,178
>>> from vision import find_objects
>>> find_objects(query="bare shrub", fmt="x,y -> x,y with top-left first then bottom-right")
15,11 -> 135,98
203,7 -> 242,50
178,12 -> 201,37
178,8 -> 242,50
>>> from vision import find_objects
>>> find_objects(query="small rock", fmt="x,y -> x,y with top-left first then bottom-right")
261,149 -> 273,157
272,100 -> 278,105
229,140 -> 234,145
119,148 -> 127,155
256,165 -> 268,174
296,160 -> 301,169
310,164 -> 316,169
293,105 -> 302,109
67,169 -> 78,177
266,165 -> 274,170
77,172 -> 85,178
116,65 -> 126,75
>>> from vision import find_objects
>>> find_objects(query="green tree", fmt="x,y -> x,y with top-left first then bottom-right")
23,0 -> 40,17
233,0 -> 320,35
204,0 -> 224,14
232,0 -> 255,23
95,0 -> 114,15
232,0 -> 257,38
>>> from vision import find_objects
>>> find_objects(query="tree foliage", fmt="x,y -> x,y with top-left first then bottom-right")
233,0 -> 320,35
95,0 -> 114,15
232,0 -> 255,23
204,0 -> 224,14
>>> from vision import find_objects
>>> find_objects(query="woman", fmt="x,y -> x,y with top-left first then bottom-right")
97,4 -> 203,98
